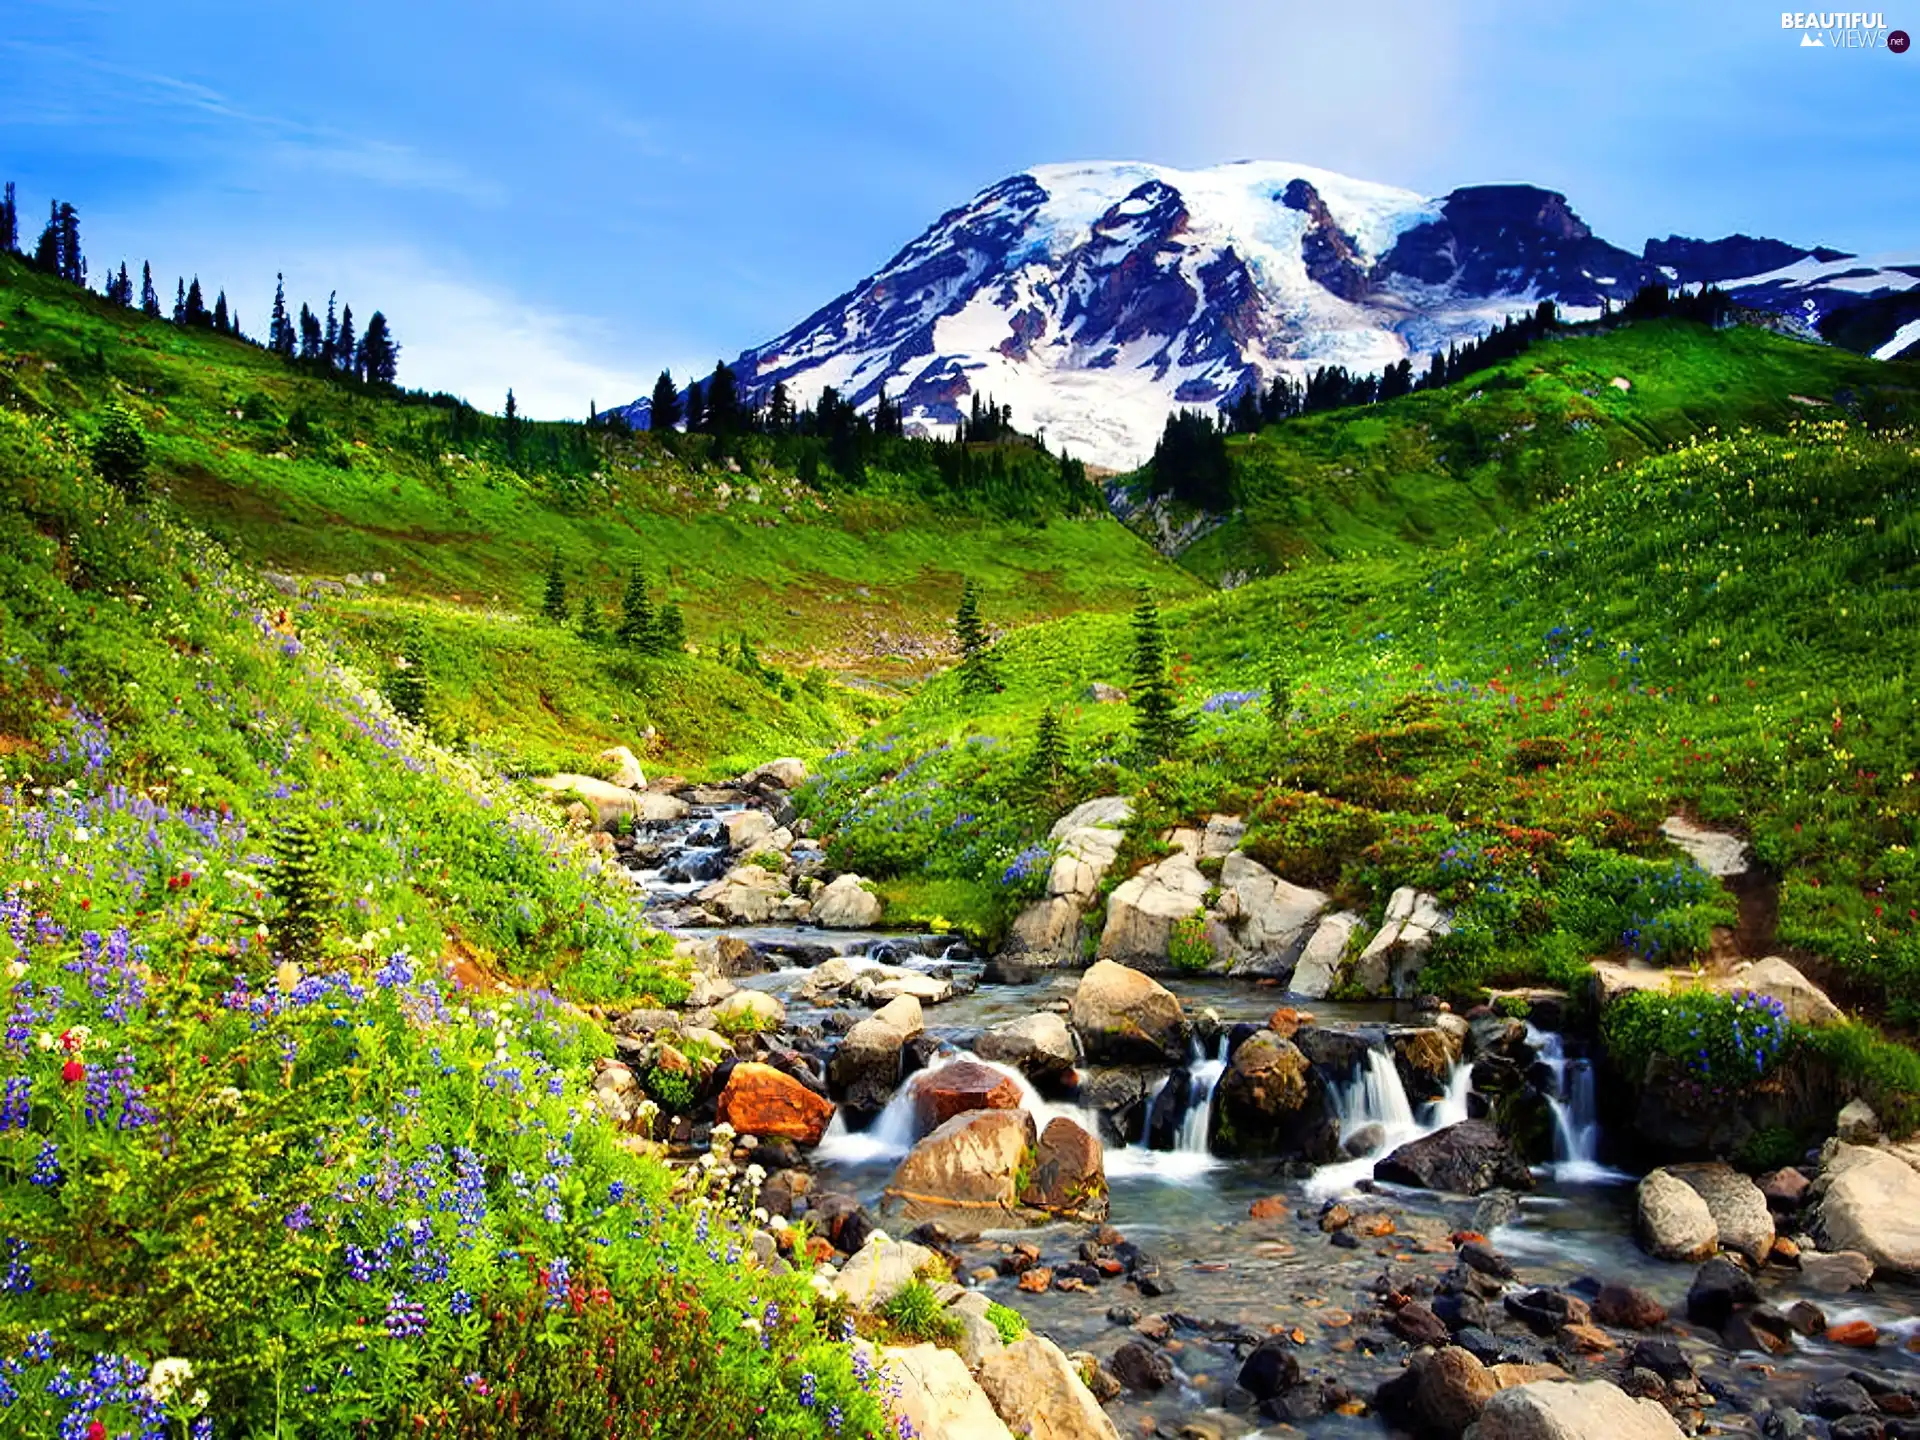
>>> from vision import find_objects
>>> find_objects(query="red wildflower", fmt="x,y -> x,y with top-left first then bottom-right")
62,1059 -> 85,1084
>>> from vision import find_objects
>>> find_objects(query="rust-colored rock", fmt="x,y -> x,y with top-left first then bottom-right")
1558,1323 -> 1614,1354
1017,1266 -> 1054,1293
914,1059 -> 1024,1131
716,1062 -> 835,1146
1267,1006 -> 1314,1039
1250,1196 -> 1289,1220
1827,1320 -> 1880,1348
1020,1116 -> 1109,1223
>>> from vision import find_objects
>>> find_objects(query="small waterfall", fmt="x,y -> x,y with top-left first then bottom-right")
1307,1043 -> 1473,1199
1104,1035 -> 1226,1182
1176,1037 -> 1228,1154
812,1047 -> 1089,1167
1527,1025 -> 1623,1183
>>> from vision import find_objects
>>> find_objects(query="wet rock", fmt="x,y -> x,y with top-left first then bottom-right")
1412,1345 -> 1499,1433
1503,1290 -> 1590,1337
1761,1166 -> 1813,1210
715,1062 -> 834,1145
1556,1323 -> 1613,1355
1815,1143 -> 1920,1274
1636,1168 -> 1718,1262
1829,1416 -> 1888,1440
976,1334 -> 1122,1440
1110,1339 -> 1174,1393
1591,1283 -> 1667,1330
1294,1024 -> 1376,1074
914,1060 -> 1024,1131
1004,799 -> 1133,965
1810,1377 -> 1877,1419
1826,1319 -> 1880,1347
1352,887 -> 1451,998
1669,1161 -> 1775,1265
697,865 -> 789,923
882,1341 -> 1014,1439
1434,1292 -> 1491,1333
713,988 -> 785,1030
1762,1406 -> 1809,1439
1837,1099 -> 1882,1144
1391,1301 -> 1452,1347
1474,1380 -> 1685,1438
1624,1338 -> 1693,1385
1237,1335 -> 1302,1402
885,1109 -> 1035,1227
1685,1255 -> 1759,1329
1216,1031 -> 1316,1154
1783,1300 -> 1828,1335
1799,1248 -> 1875,1292
1289,910 -> 1365,998
1020,1117 -> 1109,1224
973,1012 -> 1077,1081
815,873 -> 884,929
1213,852 -> 1328,977
1723,1305 -> 1795,1355
1391,1025 -> 1463,1093
1068,960 -> 1190,1064
1374,1120 -> 1533,1195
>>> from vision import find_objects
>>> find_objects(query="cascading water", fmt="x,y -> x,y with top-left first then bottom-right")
1106,1035 -> 1227,1181
1307,1045 -> 1474,1199
812,1048 -> 1092,1166
1527,1026 -> 1625,1183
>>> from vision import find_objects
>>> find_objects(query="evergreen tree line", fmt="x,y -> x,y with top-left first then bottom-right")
542,554 -> 686,658
2,179 -> 399,387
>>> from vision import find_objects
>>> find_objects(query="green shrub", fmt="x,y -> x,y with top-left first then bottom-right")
985,1302 -> 1028,1344
1602,988 -> 1794,1089
1168,908 -> 1215,972
646,1063 -> 698,1112
880,1280 -> 963,1347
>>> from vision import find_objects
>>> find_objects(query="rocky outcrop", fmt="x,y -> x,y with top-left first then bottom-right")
832,1015 -> 911,1113
977,1334 -> 1122,1440
597,746 -> 647,790
883,1343 -> 1015,1440
1005,797 -> 1132,963
1636,1168 -> 1718,1261
885,1109 -> 1037,1226
746,756 -> 809,790
1289,911 -> 1365,999
1668,1162 -> 1774,1266
1658,814 -> 1748,877
715,1063 -> 834,1146
1813,1142 -> 1920,1275
1097,851 -> 1210,968
973,1012 -> 1077,1081
1468,1379 -> 1685,1439
832,1234 -> 942,1308
1067,960 -> 1190,1064
1374,1119 -> 1533,1194
1216,1030 -> 1328,1158
697,865 -> 790,924
814,873 -> 884,929
799,956 -> 954,1007
914,1060 -> 1024,1131
1352,887 -> 1451,997
1709,956 -> 1843,1026
1019,1117 -> 1108,1223
1212,852 -> 1329,978
534,773 -> 686,829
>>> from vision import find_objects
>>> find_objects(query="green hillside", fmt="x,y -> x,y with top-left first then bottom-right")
1158,320 -> 1918,582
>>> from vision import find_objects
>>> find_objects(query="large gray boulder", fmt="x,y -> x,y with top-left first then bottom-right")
1466,1379 -> 1685,1439
1708,955 -> 1843,1026
977,1334 -> 1122,1440
1669,1162 -> 1774,1266
883,1342 -> 1015,1440
814,873 -> 884,929
1097,851 -> 1210,968
1352,887 -> 1452,997
833,1234 -> 942,1309
1290,910 -> 1365,998
974,1012 -> 1077,1081
696,865 -> 790,924
1636,1168 -> 1718,1262
1374,1119 -> 1533,1195
832,1015 -> 910,1112
1814,1142 -> 1920,1275
1004,797 -> 1132,964
534,773 -> 684,828
1214,852 -> 1329,978
1067,960 -> 1190,1064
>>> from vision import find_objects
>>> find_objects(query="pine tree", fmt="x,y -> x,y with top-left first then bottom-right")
269,273 -> 293,354
705,360 -> 740,437
1021,707 -> 1072,805
0,182 -> 15,255
91,404 -> 149,502
648,369 -> 680,431
140,262 -> 160,318
684,378 -> 705,434
298,303 -> 321,359
504,389 -> 522,465
358,311 -> 398,384
767,380 -> 794,434
336,304 -> 355,373
110,262 -> 131,307
172,278 -> 186,325
650,601 -> 686,656
33,204 -> 60,273
1267,662 -> 1291,731
183,277 -> 208,328
323,291 -> 339,366
540,549 -> 568,623
385,622 -> 429,725
575,592 -> 606,642
1128,586 -> 1187,762
954,578 -> 997,696
617,569 -> 656,649
268,812 -> 333,967
212,290 -> 230,334
56,202 -> 83,286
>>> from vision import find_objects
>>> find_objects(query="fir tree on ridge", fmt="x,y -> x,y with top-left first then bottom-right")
1128,585 -> 1187,762
954,578 -> 998,697
540,549 -> 569,623
648,370 -> 681,432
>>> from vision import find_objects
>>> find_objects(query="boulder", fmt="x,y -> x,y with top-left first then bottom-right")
1798,1248 -> 1875,1293
871,994 -> 924,1037
974,1012 -> 1077,1081
590,1060 -> 643,1126
882,1342 -> 1015,1440
1391,1025 -> 1463,1093
1814,1143 -> 1920,1274
1591,1284 -> 1668,1330
697,866 -> 789,924
714,988 -> 785,1031
1107,1339 -> 1173,1392
1201,813 -> 1246,857
1415,1346 -> 1500,1434
1374,1120 -> 1533,1195
722,808 -> 778,853
597,746 -> 647,790
1710,956 -> 1843,1026
1005,897 -> 1083,961
1352,887 -> 1451,997
1019,1116 -> 1108,1223
1214,852 -> 1329,977
914,1060 -> 1024,1131
1586,961 -> 1676,1010
1468,1379 -> 1685,1439
748,757 -> 809,790
1658,815 -> 1748,877
815,873 -> 884,929
1238,1335 -> 1303,1402
1004,798 -> 1133,964
885,1109 -> 1037,1226
1098,851 -> 1211,969
715,1062 -> 834,1146
1636,1168 -> 1719,1262
1669,1162 -> 1775,1266
533,773 -> 668,830
849,968 -> 952,1006
1068,960 -> 1190,1064
1685,1255 -> 1759,1329
1216,1031 -> 1321,1155
1835,1099 -> 1881,1144
1086,682 -> 1128,704
977,1334 -> 1122,1440
833,1234 -> 941,1309
1290,911 -> 1364,999
832,1017 -> 909,1113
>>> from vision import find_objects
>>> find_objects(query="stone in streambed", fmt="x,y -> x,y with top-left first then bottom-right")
1068,960 -> 1190,1064
973,1012 -> 1077,1081
715,1062 -> 834,1146
1373,1120 -> 1533,1195
1019,1116 -> 1108,1224
913,1060 -> 1023,1131
976,1334 -> 1122,1440
1470,1379 -> 1686,1439
1669,1161 -> 1774,1266
884,1109 -> 1034,1227
1636,1168 -> 1718,1262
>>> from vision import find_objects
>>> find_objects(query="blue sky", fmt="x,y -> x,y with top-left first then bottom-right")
3,0 -> 1915,416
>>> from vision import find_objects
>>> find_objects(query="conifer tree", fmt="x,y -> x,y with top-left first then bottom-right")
269,273 -> 293,354
56,203 -> 84,285
140,262 -> 160,318
684,378 -> 705,434
172,278 -> 186,325
358,311 -> 398,384
385,622 -> 429,725
298,303 -> 321,359
1021,707 -> 1072,805
323,292 -> 339,365
650,600 -> 686,656
0,182 -> 15,255
617,569 -> 656,650
540,549 -> 568,623
111,262 -> 132,307
1266,663 -> 1291,730
34,204 -> 60,273
575,592 -> 606,642
183,277 -> 209,328
767,380 -> 794,434
212,290 -> 230,334
336,304 -> 355,373
1128,586 -> 1186,762
705,360 -> 740,437
504,389 -> 522,466
268,812 -> 333,967
91,403 -> 149,502
954,578 -> 997,696
648,369 -> 680,431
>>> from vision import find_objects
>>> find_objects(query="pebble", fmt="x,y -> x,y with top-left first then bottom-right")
1017,1267 -> 1052,1293
1826,1320 -> 1880,1348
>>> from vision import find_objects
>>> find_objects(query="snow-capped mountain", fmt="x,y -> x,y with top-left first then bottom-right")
617,160 -> 1920,470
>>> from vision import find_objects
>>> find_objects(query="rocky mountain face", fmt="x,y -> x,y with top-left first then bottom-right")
616,160 -> 1919,469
